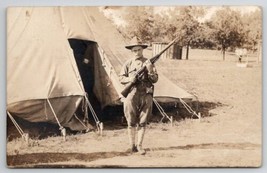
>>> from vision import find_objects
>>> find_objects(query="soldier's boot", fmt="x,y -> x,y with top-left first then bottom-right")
127,127 -> 137,153
137,126 -> 146,155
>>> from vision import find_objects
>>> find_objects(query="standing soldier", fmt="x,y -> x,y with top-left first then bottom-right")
119,37 -> 158,155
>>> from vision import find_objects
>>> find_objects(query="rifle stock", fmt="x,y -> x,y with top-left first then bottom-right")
121,37 -> 179,98
121,66 -> 146,97
121,82 -> 135,98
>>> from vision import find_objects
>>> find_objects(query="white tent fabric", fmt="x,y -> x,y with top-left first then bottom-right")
7,7 -> 194,130
7,7 -> 86,130
154,73 -> 193,102
7,7 -> 84,104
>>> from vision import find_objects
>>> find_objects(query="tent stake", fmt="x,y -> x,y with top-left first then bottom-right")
96,121 -> 103,136
7,111 -> 29,144
22,133 -> 29,145
46,99 -> 66,141
60,127 -> 66,141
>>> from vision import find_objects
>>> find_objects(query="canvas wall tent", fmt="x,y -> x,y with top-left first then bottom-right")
7,7 -> 194,132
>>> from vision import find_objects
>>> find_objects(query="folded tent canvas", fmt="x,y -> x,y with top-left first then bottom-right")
7,7 -> 194,132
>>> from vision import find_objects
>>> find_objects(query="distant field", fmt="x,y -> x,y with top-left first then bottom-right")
144,47 -> 260,62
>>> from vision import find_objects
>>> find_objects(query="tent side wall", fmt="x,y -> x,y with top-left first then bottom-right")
7,7 -> 85,104
7,96 -> 86,131
7,7 -> 87,130
60,7 -> 123,107
93,45 -> 122,108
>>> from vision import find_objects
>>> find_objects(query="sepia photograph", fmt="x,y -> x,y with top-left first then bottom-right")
6,6 -> 262,168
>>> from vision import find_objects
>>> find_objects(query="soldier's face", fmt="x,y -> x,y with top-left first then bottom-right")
131,46 -> 143,59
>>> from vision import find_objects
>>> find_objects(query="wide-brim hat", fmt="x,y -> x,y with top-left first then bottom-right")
125,36 -> 148,50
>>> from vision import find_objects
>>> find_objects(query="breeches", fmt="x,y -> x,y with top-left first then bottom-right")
123,91 -> 153,127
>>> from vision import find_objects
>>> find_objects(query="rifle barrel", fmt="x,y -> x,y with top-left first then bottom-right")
150,37 -> 179,64
159,37 -> 179,55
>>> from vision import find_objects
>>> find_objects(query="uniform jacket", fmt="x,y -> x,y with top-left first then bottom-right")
119,56 -> 158,94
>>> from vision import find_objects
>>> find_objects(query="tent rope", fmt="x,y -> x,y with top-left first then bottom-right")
73,113 -> 87,128
153,97 -> 200,122
44,100 -> 49,120
46,99 -> 67,140
84,95 -> 101,130
180,99 -> 193,113
82,95 -> 89,123
85,96 -> 103,134
153,98 -> 172,122
7,111 -> 24,137
179,98 -> 200,119
46,99 -> 64,130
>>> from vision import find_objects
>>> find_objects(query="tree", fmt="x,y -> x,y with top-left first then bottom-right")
190,22 -> 216,49
241,8 -> 262,52
150,12 -> 173,42
123,7 -> 154,43
210,7 -> 245,60
165,6 -> 205,60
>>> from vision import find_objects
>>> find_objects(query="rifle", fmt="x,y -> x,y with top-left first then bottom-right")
121,37 -> 179,98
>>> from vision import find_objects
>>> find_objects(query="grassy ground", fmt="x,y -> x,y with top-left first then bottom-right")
6,49 -> 262,168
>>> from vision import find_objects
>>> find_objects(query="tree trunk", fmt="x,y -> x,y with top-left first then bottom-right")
223,48 -> 225,61
186,43 -> 190,60
222,45 -> 225,61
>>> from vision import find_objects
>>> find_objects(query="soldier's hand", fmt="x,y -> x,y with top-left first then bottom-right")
129,75 -> 137,83
145,60 -> 153,73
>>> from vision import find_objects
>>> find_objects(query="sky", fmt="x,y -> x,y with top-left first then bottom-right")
102,6 -> 261,26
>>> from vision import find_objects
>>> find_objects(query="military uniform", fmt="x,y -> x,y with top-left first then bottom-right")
119,54 -> 158,154
119,57 -> 158,126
